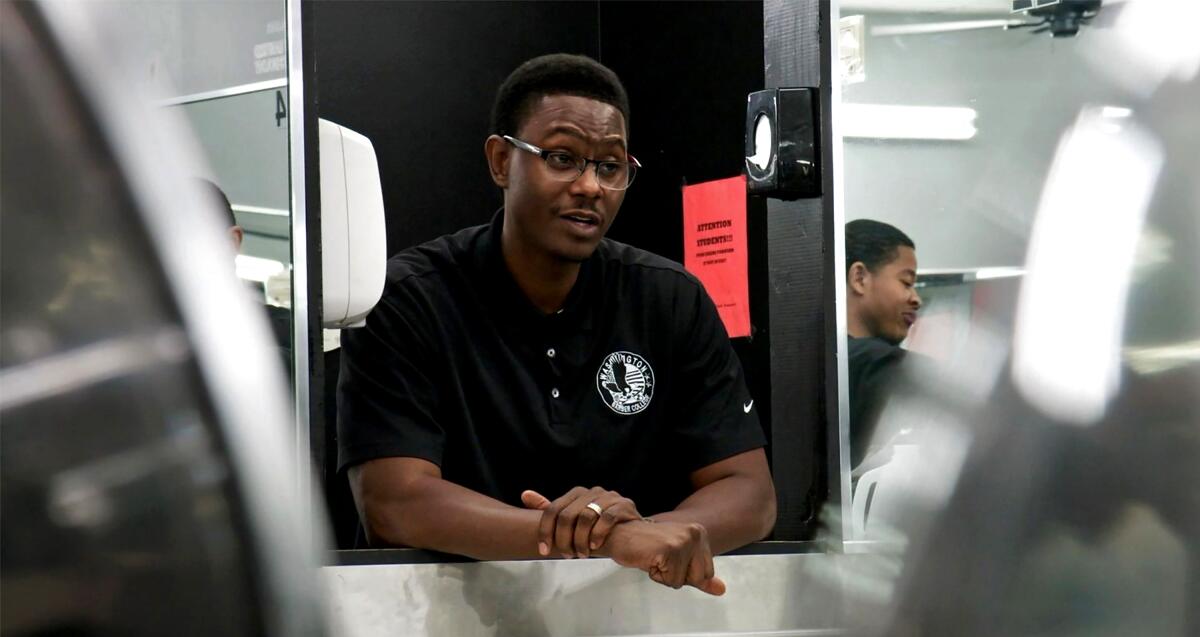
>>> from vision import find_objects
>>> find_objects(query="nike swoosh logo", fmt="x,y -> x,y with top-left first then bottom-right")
743,400 -> 754,414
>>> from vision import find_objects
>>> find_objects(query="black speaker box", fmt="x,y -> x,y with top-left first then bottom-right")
744,87 -> 821,200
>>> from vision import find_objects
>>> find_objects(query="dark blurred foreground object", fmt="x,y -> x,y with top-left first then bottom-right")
1,5 -> 328,636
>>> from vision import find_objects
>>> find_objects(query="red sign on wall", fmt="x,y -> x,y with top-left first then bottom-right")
682,175 -> 750,338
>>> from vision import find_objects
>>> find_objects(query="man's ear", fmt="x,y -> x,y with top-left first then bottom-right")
484,135 -> 511,188
228,225 -> 244,253
848,261 -> 870,296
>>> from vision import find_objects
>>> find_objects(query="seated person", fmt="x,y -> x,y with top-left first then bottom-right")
337,54 -> 775,594
844,219 -> 922,467
197,177 -> 293,370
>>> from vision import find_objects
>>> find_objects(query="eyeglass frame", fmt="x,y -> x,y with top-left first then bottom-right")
502,135 -> 642,190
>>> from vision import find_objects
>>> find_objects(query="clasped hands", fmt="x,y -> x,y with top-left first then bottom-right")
520,487 -> 725,596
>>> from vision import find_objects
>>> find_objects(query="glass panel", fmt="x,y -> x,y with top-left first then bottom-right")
835,0 -> 1199,633
171,90 -> 295,376
838,2 -> 1062,488
84,2 -> 296,382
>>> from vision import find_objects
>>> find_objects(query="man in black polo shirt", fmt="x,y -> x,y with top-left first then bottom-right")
844,219 -> 922,466
338,54 -> 775,594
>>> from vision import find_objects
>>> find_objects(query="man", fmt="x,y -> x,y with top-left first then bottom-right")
844,219 -> 922,466
198,177 -> 293,370
196,178 -> 245,252
337,54 -> 775,594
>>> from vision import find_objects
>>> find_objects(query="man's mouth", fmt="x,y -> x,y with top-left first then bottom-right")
902,312 -> 917,327
560,210 -> 602,228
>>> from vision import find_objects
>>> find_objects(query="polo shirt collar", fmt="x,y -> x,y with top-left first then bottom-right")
477,209 -> 598,332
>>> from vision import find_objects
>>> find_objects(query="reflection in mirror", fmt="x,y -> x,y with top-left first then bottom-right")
838,1 -> 1092,508
84,3 -> 295,381
843,218 -> 921,468
172,91 -> 294,375
834,1 -> 1200,634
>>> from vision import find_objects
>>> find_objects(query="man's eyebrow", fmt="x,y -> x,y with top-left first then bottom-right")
900,269 -> 917,278
544,126 -> 627,151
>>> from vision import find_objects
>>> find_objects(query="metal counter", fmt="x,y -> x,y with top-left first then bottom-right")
324,545 -> 864,636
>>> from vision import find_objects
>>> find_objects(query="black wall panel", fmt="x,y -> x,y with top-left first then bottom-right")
595,2 -> 764,262
313,1 -> 600,256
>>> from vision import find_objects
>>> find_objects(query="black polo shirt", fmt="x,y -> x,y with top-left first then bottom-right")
337,211 -> 765,516
847,336 -> 906,466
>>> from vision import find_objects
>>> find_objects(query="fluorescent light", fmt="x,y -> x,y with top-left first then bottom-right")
235,254 -> 287,283
842,103 -> 977,141
972,267 -> 1025,280
1124,339 -> 1200,375
871,19 -> 1028,37
232,204 -> 290,217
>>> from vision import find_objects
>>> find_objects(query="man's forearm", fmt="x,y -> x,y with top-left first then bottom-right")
361,474 -> 544,560
650,473 -> 776,555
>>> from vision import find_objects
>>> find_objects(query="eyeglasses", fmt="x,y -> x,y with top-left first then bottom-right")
503,135 -> 641,190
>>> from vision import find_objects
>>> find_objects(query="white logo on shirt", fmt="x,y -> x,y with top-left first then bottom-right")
596,351 -> 655,415
743,400 -> 754,414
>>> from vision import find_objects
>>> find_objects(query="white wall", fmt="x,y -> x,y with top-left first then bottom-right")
842,11 -> 1129,271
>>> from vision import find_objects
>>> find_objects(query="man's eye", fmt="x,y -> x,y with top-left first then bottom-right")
546,153 -> 578,170
597,162 -> 623,177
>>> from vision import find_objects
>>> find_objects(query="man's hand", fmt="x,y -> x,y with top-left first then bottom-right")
521,487 -> 642,558
603,519 -> 726,596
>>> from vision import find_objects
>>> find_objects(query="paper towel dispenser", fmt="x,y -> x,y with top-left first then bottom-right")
319,118 -> 386,328
745,88 -> 821,200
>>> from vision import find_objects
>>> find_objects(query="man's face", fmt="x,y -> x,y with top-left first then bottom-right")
855,246 -> 922,344
498,94 -> 628,262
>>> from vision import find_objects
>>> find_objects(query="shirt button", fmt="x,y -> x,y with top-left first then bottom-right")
551,388 -> 560,399
546,348 -> 556,358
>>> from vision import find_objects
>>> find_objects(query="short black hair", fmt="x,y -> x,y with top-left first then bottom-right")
490,53 -> 630,138
845,219 -> 915,276
195,177 -> 236,228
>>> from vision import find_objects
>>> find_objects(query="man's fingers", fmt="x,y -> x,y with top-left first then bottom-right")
588,498 -> 639,550
531,487 -> 639,558
555,493 -> 597,557
693,576 -> 727,597
521,490 -> 551,510
535,487 -> 585,557
663,547 -> 690,589
685,546 -> 716,593
573,502 -> 601,558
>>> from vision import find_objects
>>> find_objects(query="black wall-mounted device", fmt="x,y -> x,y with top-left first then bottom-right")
745,87 -> 821,200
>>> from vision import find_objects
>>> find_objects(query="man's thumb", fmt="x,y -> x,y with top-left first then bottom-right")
696,576 -> 727,597
520,490 -> 551,510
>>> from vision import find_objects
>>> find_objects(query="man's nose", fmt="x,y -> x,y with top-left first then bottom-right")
911,290 -> 922,310
570,163 -> 604,197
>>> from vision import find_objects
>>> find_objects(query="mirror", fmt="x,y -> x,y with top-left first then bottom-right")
87,3 -> 295,380
171,90 -> 294,372
838,1 -> 1118,533
835,0 -> 1180,537
833,2 -> 1200,632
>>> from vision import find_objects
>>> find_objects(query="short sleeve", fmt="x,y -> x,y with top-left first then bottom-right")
336,281 -> 446,473
671,278 -> 767,472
